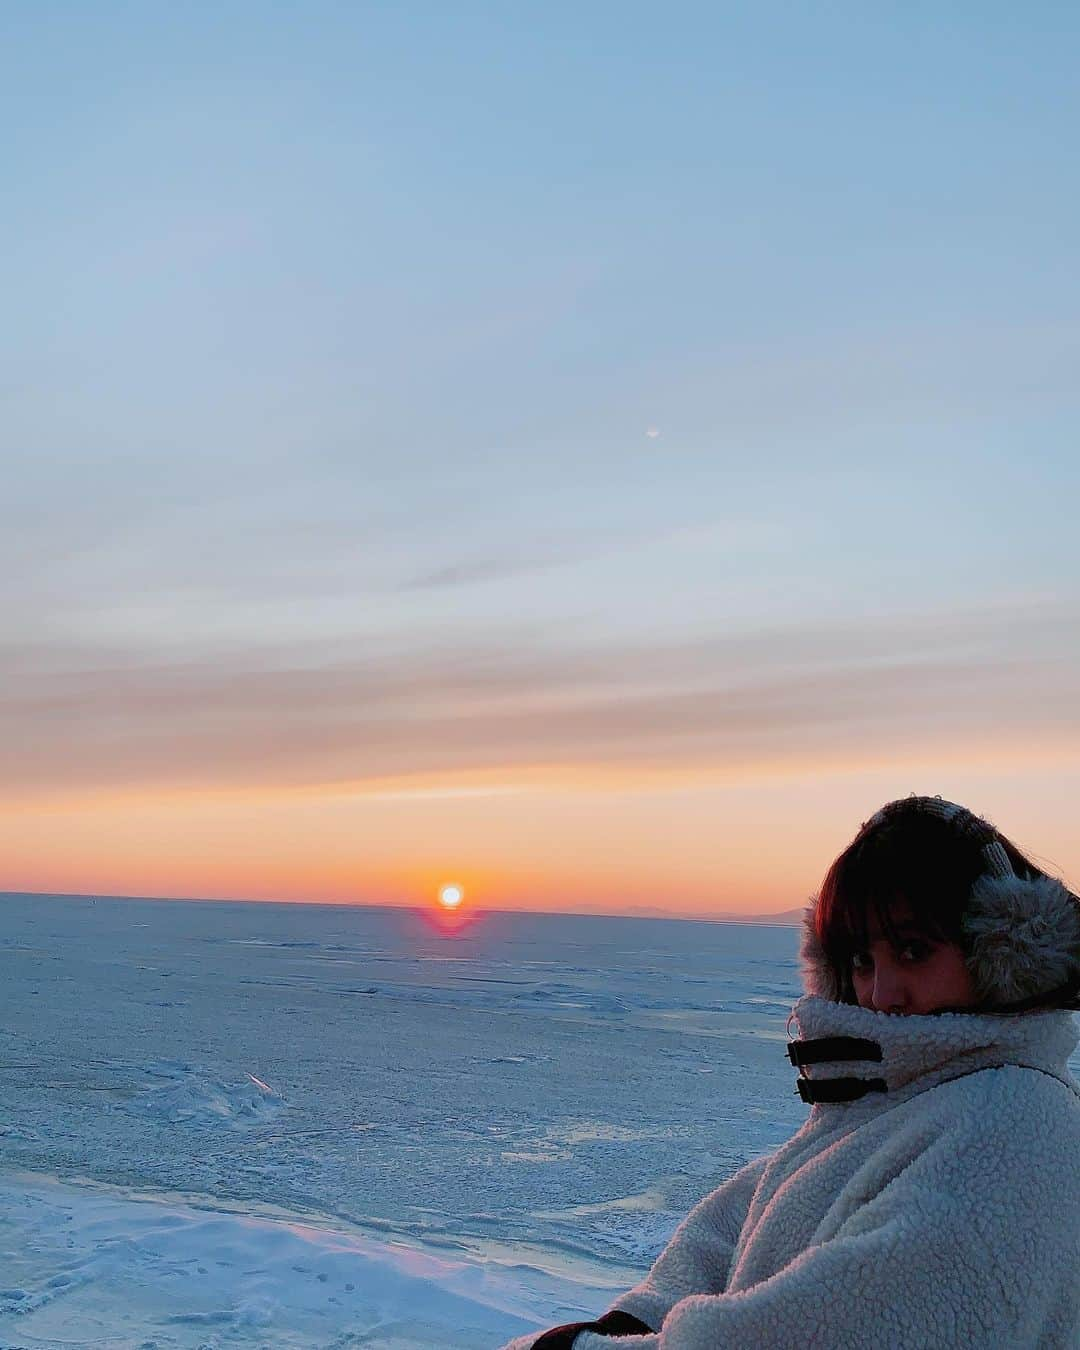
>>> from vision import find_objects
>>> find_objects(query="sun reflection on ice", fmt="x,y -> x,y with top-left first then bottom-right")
417,882 -> 480,936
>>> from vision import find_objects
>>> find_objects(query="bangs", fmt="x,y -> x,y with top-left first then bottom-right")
824,881 -> 950,965
814,814 -> 977,1000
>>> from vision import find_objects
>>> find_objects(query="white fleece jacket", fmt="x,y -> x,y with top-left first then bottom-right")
501,995 -> 1080,1349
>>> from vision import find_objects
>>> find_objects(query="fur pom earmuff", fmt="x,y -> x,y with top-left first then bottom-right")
962,872 -> 1080,1005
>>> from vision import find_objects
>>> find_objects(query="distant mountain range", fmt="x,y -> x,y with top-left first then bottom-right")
711,907 -> 804,927
606,903 -> 806,926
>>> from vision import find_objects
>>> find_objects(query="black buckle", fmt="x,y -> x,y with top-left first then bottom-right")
796,1076 -> 887,1104
787,1035 -> 882,1067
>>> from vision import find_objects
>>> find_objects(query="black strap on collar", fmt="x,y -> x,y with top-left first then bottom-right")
788,1036 -> 886,1105
787,1035 -> 883,1068
797,1076 -> 887,1104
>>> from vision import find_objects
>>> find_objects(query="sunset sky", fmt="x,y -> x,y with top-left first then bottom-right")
4,4 -> 1078,916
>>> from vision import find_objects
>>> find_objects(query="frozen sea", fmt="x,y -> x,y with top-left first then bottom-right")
0,894 -> 812,1348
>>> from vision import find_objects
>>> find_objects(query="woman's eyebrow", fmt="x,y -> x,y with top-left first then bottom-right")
891,923 -> 937,942
864,920 -> 927,942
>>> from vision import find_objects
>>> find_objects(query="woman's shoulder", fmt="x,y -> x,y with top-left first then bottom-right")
919,1060 -> 1080,1150
933,1059 -> 1080,1107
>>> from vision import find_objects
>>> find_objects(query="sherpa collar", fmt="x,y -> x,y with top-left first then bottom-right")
788,994 -> 1080,1101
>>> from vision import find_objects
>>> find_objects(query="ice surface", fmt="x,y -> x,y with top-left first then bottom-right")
4,894 -> 1068,1346
0,1170 -> 601,1348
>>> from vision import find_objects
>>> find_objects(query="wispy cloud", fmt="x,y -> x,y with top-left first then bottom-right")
4,598 -> 1075,801
404,555 -> 567,590
350,784 -> 529,801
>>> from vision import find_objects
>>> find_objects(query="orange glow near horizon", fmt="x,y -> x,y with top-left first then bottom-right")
1,758 -> 1078,918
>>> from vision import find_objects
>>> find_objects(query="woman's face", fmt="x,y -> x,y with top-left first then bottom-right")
850,905 -> 977,1014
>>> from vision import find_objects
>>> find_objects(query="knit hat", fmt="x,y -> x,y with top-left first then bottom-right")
800,795 -> 1080,1012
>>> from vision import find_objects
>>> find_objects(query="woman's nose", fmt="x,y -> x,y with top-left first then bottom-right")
872,964 -> 909,1013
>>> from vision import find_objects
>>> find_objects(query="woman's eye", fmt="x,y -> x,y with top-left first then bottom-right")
899,941 -> 930,963
851,952 -> 872,973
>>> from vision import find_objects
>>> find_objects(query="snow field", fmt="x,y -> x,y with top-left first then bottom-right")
0,896 -> 823,1345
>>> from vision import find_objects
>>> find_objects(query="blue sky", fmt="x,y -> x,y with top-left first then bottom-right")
3,4 -> 1078,908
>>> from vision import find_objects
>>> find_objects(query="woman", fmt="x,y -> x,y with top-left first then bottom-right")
500,794 -> 1080,1349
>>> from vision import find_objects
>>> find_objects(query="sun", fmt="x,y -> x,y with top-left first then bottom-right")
439,884 -> 464,909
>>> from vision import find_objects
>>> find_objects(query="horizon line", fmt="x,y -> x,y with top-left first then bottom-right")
0,888 -> 804,927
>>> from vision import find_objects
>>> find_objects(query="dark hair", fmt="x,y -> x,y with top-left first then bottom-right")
814,802 -> 1046,1005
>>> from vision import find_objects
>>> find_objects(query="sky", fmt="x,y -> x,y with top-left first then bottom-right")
3,3 -> 1079,916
